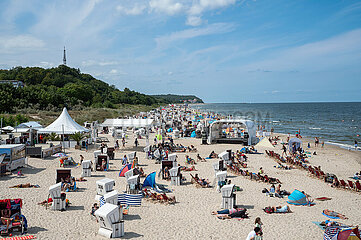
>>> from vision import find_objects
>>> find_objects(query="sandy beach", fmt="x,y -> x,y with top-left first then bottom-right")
1,130 -> 361,240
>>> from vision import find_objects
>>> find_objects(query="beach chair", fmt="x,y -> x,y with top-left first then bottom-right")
339,179 -> 348,188
347,180 -> 355,190
190,174 -> 209,188
355,181 -> 361,192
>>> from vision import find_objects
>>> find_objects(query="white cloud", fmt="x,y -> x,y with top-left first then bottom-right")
187,0 -> 238,26
243,28 -> 361,72
149,0 -> 184,15
155,23 -> 236,49
110,69 -> 118,74
116,4 -> 146,15
0,35 -> 45,50
82,60 -> 119,67
186,16 -> 203,26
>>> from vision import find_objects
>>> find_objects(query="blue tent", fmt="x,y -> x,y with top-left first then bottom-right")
289,138 -> 302,152
287,189 -> 314,206
190,131 -> 196,138
167,128 -> 173,132
143,171 -> 156,188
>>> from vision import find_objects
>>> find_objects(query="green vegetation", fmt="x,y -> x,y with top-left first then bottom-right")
152,94 -> 203,103
0,114 -> 29,127
0,65 -> 166,113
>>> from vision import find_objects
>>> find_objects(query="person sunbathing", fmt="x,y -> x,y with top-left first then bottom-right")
216,208 -> 248,219
209,151 -> 218,158
10,183 -> 40,188
139,167 -> 147,177
323,209 -> 348,219
182,165 -> 197,171
196,154 -> 206,162
185,155 -> 196,164
211,207 -> 245,215
194,174 -> 210,187
264,205 -> 291,213
75,177 -> 87,181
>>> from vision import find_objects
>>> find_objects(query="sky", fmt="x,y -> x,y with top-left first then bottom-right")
0,0 -> 361,103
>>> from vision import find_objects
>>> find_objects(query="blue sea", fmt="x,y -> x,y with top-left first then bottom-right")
192,102 -> 361,148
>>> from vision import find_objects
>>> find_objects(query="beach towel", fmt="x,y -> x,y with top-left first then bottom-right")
315,197 -> 332,201
313,221 -> 326,231
1,236 -> 36,240
322,210 -> 343,219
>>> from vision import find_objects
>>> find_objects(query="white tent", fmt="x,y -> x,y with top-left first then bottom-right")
101,119 -> 154,128
39,107 -> 89,134
1,126 -> 14,131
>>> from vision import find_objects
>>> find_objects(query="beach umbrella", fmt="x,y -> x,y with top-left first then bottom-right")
53,152 -> 67,157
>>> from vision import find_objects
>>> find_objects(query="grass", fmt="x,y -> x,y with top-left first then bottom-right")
11,104 -> 157,126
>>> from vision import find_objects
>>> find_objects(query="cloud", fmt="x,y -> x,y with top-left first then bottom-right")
187,0 -> 239,26
116,4 -> 146,15
186,16 -> 203,26
82,60 -> 119,67
149,0 -> 184,15
189,0 -> 237,15
243,28 -> 361,72
155,22 -> 236,49
0,35 -> 45,50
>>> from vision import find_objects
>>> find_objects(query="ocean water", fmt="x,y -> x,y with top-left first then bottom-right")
192,102 -> 361,148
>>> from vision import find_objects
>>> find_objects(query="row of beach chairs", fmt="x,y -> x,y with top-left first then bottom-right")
226,163 -> 281,184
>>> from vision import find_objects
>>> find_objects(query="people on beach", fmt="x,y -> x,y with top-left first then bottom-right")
134,138 -> 138,147
315,137 -> 319,147
80,155 -> 84,165
246,227 -> 262,240
355,140 -> 358,150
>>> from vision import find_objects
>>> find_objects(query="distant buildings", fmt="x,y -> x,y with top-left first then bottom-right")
182,98 -> 200,103
0,80 -> 24,88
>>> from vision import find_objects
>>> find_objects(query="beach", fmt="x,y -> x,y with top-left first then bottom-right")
1,129 -> 361,240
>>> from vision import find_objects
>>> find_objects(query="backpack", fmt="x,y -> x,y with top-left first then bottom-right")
264,207 -> 274,214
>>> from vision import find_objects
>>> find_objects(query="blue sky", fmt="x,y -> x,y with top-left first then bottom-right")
0,0 -> 361,103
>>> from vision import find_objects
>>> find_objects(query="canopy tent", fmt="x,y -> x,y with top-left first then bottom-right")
101,119 -> 154,128
289,138 -> 302,151
1,126 -> 14,131
287,189 -> 314,206
16,121 -> 43,129
255,137 -> 275,149
38,107 -> 89,134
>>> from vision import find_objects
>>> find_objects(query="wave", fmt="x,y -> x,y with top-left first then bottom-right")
309,127 -> 322,130
325,141 -> 360,151
272,120 -> 280,123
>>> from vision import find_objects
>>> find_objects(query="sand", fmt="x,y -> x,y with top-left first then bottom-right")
1,132 -> 361,240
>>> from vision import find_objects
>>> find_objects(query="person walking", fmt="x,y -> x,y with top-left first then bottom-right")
122,137 -> 125,148
134,138 -> 138,147
355,140 -> 358,150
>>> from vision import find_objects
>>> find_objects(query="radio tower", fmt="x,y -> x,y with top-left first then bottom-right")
63,46 -> 67,65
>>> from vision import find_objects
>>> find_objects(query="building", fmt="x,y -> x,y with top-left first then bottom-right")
0,80 -> 24,88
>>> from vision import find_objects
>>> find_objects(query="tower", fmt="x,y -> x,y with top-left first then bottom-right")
63,46 -> 67,65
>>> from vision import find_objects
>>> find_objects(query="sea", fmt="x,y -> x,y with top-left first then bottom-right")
192,102 -> 361,149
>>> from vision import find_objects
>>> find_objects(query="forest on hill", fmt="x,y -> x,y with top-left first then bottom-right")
0,65 -> 166,113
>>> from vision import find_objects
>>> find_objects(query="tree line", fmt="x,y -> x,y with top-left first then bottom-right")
0,65 -> 166,113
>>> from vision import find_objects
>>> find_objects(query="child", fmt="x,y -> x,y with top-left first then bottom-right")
255,217 -> 263,232
91,203 -> 99,216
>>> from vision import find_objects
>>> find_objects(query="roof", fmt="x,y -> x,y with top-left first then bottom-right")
0,144 -> 25,149
16,121 -> 43,129
38,107 -> 89,134
101,118 -> 154,128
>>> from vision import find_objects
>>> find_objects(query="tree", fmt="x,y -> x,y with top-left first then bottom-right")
71,132 -> 84,146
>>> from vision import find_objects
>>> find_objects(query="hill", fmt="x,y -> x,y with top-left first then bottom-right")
152,94 -> 203,104
0,65 -> 166,113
